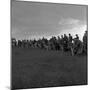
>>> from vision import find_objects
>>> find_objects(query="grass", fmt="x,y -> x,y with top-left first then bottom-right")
12,47 -> 87,89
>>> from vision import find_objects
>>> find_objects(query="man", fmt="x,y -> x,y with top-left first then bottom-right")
83,31 -> 87,54
68,34 -> 73,55
60,35 -> 64,51
63,34 -> 68,51
17,40 -> 22,48
12,38 -> 17,47
73,34 -> 83,55
68,33 -> 73,42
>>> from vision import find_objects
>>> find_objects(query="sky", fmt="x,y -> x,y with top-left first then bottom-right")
11,0 -> 88,40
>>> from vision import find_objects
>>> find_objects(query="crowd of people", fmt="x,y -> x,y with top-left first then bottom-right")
12,31 -> 87,56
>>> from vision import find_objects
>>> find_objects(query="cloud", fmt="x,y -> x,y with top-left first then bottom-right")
58,18 -> 86,31
57,18 -> 87,40
59,18 -> 80,25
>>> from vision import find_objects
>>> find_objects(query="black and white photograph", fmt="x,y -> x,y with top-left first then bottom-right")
11,0 -> 88,89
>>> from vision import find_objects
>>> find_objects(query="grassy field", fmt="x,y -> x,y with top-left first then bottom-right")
12,47 -> 87,89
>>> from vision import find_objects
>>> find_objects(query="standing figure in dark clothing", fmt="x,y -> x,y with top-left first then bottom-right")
68,33 -> 73,42
63,34 -> 68,51
83,31 -> 87,54
68,34 -> 73,55
17,40 -> 22,48
73,34 -> 83,55
60,35 -> 64,51
12,38 -> 17,47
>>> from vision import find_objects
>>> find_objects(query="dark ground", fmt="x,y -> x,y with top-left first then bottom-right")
12,47 -> 87,89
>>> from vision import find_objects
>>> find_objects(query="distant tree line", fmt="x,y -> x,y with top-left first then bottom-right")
12,31 -> 87,56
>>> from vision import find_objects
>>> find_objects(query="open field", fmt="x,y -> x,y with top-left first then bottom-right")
12,47 -> 87,89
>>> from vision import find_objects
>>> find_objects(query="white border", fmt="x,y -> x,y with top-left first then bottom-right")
19,0 -> 88,5
0,0 -> 10,90
0,0 -> 89,90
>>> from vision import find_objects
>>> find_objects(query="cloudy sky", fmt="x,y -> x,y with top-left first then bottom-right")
11,0 -> 87,40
